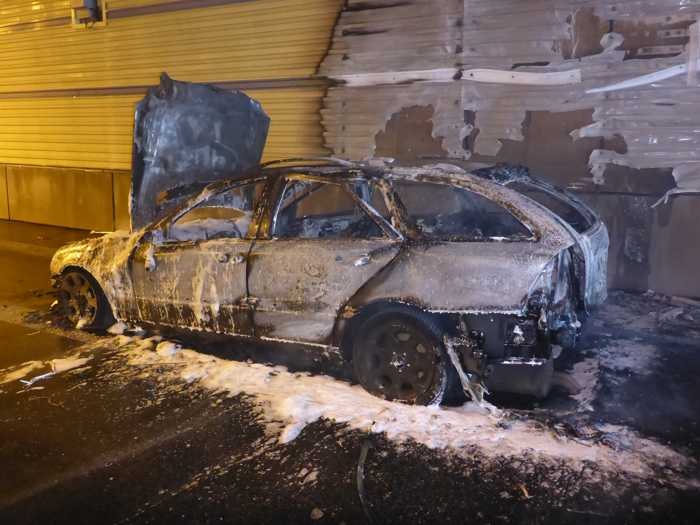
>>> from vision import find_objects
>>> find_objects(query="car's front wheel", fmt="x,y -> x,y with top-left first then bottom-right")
58,270 -> 114,330
352,308 -> 456,405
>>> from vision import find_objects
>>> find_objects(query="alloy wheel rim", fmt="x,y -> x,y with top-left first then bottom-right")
60,272 -> 98,326
357,319 -> 441,403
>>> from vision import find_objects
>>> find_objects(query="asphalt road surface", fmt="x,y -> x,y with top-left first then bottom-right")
0,246 -> 699,524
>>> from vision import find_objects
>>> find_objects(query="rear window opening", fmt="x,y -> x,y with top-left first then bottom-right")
392,181 -> 532,241
508,182 -> 593,234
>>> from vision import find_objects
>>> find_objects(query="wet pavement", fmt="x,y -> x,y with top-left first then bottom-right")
0,237 -> 699,524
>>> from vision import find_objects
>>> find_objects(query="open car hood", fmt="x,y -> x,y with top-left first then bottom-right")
130,74 -> 270,230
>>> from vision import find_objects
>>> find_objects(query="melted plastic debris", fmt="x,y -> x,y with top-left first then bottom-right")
107,321 -> 128,335
0,352 -> 95,387
0,361 -> 44,385
443,336 -> 497,414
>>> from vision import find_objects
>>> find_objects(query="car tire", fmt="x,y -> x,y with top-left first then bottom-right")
352,306 -> 458,405
59,270 -> 115,330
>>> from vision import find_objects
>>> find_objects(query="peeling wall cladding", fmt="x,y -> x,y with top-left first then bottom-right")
320,0 -> 463,75
461,0 -> 572,66
321,0 -> 700,194
323,83 -> 465,160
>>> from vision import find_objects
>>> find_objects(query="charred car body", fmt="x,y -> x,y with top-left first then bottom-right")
51,75 -> 609,404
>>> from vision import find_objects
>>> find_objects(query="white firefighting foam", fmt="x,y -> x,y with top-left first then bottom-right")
110,334 -> 692,482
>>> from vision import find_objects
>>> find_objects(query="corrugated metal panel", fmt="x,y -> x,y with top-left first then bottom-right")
0,1 -> 188,29
0,94 -> 136,169
0,0 -> 339,229
109,0 -> 194,11
0,1 -> 70,28
0,86 -> 328,170
0,0 -> 342,93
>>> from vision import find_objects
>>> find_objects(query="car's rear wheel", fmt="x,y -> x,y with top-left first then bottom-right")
352,309 -> 454,405
59,270 -> 114,330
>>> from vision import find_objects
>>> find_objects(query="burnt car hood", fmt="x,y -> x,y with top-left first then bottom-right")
130,74 -> 270,230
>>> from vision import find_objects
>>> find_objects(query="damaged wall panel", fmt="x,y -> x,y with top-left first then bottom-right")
320,0 -> 463,81
323,82 -> 465,160
321,0 -> 700,197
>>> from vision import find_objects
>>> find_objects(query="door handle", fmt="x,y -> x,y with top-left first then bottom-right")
217,253 -> 245,264
353,254 -> 371,267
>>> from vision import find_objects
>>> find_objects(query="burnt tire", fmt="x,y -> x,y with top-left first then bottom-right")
59,270 -> 114,330
352,307 -> 457,405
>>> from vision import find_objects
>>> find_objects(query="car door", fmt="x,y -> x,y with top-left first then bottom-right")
373,179 -> 547,313
130,179 -> 267,334
247,176 -> 401,344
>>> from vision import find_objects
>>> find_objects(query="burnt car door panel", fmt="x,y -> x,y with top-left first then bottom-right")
350,180 -> 561,312
248,178 -> 401,343
130,180 -> 266,334
131,239 -> 251,333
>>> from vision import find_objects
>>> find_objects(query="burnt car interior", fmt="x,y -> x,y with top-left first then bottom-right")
391,180 -> 533,241
167,181 -> 265,241
272,178 -> 385,240
506,181 -> 594,235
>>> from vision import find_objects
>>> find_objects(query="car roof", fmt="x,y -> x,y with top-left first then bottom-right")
164,159 -> 520,216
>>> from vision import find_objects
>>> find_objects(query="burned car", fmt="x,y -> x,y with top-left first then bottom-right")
50,76 -> 608,404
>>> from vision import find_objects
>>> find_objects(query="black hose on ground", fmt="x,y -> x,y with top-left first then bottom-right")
356,436 -> 376,525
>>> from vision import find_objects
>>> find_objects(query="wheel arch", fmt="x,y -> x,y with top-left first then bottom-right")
58,264 -> 102,291
334,298 -> 456,361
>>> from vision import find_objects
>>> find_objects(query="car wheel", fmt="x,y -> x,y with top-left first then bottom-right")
59,270 -> 114,330
352,308 -> 456,405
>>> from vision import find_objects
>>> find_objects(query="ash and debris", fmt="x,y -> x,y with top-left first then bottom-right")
2,291 -> 699,523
